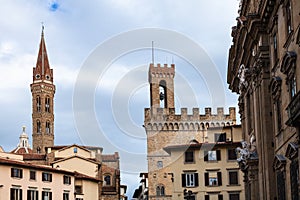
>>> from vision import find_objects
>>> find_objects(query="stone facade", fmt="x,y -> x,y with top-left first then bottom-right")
227,0 -> 300,199
145,63 -> 237,199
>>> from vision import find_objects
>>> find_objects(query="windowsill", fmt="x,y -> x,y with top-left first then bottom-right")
184,162 -> 195,164
206,185 -> 220,187
227,159 -> 237,162
29,179 -> 36,182
206,160 -> 218,163
11,177 -> 22,179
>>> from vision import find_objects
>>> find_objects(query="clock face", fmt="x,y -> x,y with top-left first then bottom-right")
36,74 -> 41,79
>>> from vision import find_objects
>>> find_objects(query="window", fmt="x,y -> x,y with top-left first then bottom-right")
104,174 -> 111,186
182,173 -> 199,187
185,151 -> 194,163
229,193 -> 240,200
273,33 -> 278,62
205,172 -> 222,186
11,168 -> 23,178
228,149 -> 237,160
30,171 -> 36,180
46,121 -> 50,134
45,97 -> 50,112
36,96 -> 41,112
276,100 -> 282,132
73,147 -> 78,153
36,120 -> 41,133
42,172 -> 52,182
290,75 -> 297,98
215,133 -> 226,142
10,188 -> 22,200
286,1 -> 292,35
63,175 -> 71,185
27,190 -> 38,200
205,195 -> 209,200
156,185 -> 165,196
157,161 -> 163,169
229,171 -> 239,185
75,186 -> 82,194
277,170 -> 286,200
63,193 -> 69,200
42,191 -> 52,200
204,150 -> 221,161
290,160 -> 299,200
218,194 -> 223,200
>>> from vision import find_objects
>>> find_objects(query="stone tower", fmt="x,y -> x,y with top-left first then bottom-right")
30,27 -> 55,153
145,63 -> 236,199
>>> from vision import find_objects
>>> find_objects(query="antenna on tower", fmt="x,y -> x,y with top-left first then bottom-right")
152,41 -> 154,64
172,56 -> 174,64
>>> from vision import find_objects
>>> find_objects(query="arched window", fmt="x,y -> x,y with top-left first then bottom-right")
46,121 -> 50,134
156,185 -> 165,196
159,80 -> 167,108
37,120 -> 41,133
104,174 -> 111,186
36,96 -> 41,112
37,147 -> 41,154
45,96 -> 50,113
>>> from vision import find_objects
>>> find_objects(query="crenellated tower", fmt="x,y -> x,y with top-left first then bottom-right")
30,27 -> 55,153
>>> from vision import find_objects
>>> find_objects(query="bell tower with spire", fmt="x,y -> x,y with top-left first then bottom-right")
30,26 -> 55,153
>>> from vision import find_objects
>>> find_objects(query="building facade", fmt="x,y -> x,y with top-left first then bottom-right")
144,63 -> 238,199
227,0 -> 300,199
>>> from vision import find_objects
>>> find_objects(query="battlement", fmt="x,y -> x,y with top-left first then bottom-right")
149,63 -> 175,81
144,107 -> 236,130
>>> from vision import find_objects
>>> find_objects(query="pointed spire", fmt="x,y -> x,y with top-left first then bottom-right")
33,25 -> 53,83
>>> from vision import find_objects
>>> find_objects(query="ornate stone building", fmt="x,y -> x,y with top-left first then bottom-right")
144,63 -> 237,199
227,0 -> 300,199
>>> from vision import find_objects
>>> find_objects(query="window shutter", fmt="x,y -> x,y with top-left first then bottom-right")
36,191 -> 39,200
27,190 -> 31,200
10,188 -> 14,200
217,172 -> 222,186
204,151 -> 208,161
205,172 -> 209,186
216,150 -> 221,161
42,191 -> 45,199
205,195 -> 210,200
20,169 -> 23,178
50,174 -> 52,182
49,192 -> 52,200
194,173 -> 199,187
182,174 -> 186,187
20,189 -> 22,200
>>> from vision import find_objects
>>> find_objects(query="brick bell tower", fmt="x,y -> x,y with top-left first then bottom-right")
149,63 -> 175,109
30,26 -> 55,153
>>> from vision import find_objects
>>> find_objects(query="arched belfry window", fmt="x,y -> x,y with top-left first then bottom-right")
37,120 -> 41,133
159,80 -> 167,108
45,96 -> 50,113
156,184 -> 165,196
46,121 -> 50,134
36,96 -> 41,112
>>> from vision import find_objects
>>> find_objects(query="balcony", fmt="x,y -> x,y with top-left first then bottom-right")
286,92 -> 300,126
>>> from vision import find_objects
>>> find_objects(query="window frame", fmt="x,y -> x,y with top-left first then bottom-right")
10,188 -> 22,200
11,168 -> 23,179
228,171 -> 239,185
29,170 -> 36,181
42,191 -> 52,200
42,172 -> 52,182
63,175 -> 71,185
205,171 -> 222,186
27,190 -> 38,200
181,172 -> 199,188
185,150 -> 194,163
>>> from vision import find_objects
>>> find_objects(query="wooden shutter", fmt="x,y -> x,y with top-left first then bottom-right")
217,172 -> 222,186
194,173 -> 199,187
11,168 -> 14,177
20,169 -> 23,178
49,192 -> 52,200
204,151 -> 208,161
182,174 -> 186,187
216,150 -> 221,161
49,174 -> 52,182
20,189 -> 22,200
204,172 -> 209,186
205,195 -> 210,200
10,188 -> 14,200
218,194 -> 223,200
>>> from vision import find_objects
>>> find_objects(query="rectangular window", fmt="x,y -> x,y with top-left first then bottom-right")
10,188 -> 22,200
205,172 -> 222,186
204,150 -> 221,161
75,186 -> 83,194
181,173 -> 198,187
63,175 -> 71,185
286,1 -> 292,35
228,149 -> 237,160
205,195 -> 210,200
42,172 -> 52,182
290,76 -> 297,98
30,171 -> 36,180
27,190 -> 38,200
273,33 -> 278,62
229,193 -> 240,200
63,193 -> 69,200
42,191 -> 52,200
11,168 -> 23,178
290,160 -> 299,200
229,171 -> 239,185
215,133 -> 226,142
185,151 -> 194,163
218,194 -> 223,200
276,100 -> 282,132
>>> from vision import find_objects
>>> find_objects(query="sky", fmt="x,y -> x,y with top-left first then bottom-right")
0,0 -> 240,198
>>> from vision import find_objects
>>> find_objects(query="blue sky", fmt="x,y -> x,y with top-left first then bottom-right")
0,0 -> 240,197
